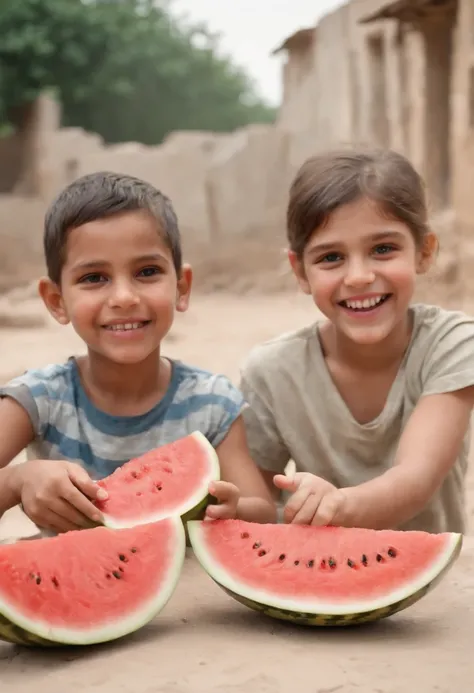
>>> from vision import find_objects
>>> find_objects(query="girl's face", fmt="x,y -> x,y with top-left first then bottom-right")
289,196 -> 437,346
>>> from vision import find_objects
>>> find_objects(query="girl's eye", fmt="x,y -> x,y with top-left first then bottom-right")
138,266 -> 161,278
374,244 -> 396,255
79,273 -> 106,284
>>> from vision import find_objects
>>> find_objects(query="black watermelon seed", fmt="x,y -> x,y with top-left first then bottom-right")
307,560 -> 315,568
252,542 -> 261,549
131,472 -> 138,479
361,554 -> 368,566
278,554 -> 286,561
119,554 -> 127,562
112,571 -> 122,579
241,532 -> 249,539
347,559 -> 355,568
35,576 -> 41,585
388,547 -> 397,558
258,550 -> 266,557
51,577 -> 59,588
376,554 -> 384,563
328,558 -> 337,569
106,574 -> 112,579
130,547 -> 137,553
294,560 -> 300,566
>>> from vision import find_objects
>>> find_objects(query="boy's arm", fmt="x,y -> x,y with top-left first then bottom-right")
0,397 -> 36,515
214,416 -> 277,523
337,386 -> 474,529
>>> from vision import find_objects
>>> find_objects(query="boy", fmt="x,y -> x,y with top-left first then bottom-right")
0,171 -> 275,534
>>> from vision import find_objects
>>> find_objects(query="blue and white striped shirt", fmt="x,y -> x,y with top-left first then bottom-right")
0,357 -> 246,479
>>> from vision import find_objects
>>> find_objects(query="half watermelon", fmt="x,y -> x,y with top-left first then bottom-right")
95,431 -> 220,529
187,519 -> 463,626
0,517 -> 186,646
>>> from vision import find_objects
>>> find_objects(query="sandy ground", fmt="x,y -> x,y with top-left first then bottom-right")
1,291 -> 474,691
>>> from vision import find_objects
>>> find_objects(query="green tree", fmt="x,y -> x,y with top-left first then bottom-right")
0,0 -> 275,145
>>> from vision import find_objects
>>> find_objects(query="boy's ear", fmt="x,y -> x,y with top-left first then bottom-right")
176,263 -> 193,312
416,231 -> 438,274
287,250 -> 311,294
38,277 -> 70,325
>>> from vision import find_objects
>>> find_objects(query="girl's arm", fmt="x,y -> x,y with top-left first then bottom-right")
337,386 -> 474,529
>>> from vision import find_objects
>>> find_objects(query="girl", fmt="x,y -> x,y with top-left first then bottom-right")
239,147 -> 474,533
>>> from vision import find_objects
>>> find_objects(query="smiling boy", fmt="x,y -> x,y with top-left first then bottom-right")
0,172 -> 275,533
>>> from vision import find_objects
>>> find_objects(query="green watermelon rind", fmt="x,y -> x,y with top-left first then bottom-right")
0,516 -> 187,647
101,431 -> 221,530
187,522 -> 463,625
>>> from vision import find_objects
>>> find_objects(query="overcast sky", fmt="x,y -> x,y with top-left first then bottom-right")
172,0 -> 346,105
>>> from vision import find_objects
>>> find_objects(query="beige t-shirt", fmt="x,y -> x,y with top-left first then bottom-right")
240,303 -> 474,534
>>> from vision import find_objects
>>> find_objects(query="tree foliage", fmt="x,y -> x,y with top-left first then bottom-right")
0,0 -> 275,143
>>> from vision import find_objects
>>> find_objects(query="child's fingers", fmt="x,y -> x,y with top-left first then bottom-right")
291,493 -> 323,525
313,491 -> 343,527
208,481 -> 239,503
204,503 -> 235,520
283,485 -> 314,523
61,479 -> 104,524
26,506 -> 80,534
273,474 -> 300,493
69,466 -> 107,501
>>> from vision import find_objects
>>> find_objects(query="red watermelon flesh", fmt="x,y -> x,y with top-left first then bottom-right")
187,520 -> 462,616
0,517 -> 186,646
95,432 -> 220,528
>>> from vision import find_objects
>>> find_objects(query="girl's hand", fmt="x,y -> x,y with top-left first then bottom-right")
274,471 -> 347,526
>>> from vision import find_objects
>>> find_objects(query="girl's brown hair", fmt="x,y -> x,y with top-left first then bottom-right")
287,147 -> 430,258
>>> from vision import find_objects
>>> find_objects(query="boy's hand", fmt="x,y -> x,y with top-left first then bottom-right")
204,481 -> 240,520
274,472 -> 347,526
11,460 -> 108,533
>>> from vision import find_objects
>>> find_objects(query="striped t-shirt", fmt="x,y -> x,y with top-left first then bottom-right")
0,357 -> 246,479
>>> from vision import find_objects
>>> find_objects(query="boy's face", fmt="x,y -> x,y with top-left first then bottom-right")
39,210 -> 191,365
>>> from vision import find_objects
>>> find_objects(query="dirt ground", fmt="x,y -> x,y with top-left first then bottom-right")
0,290 -> 473,692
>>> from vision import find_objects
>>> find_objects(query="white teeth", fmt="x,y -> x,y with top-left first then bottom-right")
106,322 -> 144,331
344,296 -> 385,310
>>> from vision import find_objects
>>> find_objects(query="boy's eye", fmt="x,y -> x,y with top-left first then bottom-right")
79,273 -> 106,284
318,252 -> 342,264
138,266 -> 161,277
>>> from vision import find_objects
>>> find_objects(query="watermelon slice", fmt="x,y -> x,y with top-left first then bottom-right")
0,517 -> 186,646
187,519 -> 463,626
95,432 -> 220,529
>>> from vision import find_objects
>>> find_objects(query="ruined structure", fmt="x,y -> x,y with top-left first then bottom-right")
0,0 -> 472,299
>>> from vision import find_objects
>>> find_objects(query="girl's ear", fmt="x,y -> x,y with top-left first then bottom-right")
417,232 -> 438,274
288,250 -> 311,294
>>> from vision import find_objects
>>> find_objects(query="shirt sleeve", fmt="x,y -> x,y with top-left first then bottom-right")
239,355 -> 290,474
205,374 -> 248,447
0,370 -> 50,438
420,311 -> 474,396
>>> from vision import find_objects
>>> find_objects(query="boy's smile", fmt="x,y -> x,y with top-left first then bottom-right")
40,209 -> 191,365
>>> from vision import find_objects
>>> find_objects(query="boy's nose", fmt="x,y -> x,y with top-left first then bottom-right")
107,281 -> 140,308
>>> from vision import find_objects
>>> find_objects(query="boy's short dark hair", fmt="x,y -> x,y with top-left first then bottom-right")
287,147 -> 429,258
44,171 -> 182,283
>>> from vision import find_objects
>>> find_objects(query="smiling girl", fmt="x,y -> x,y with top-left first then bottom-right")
240,147 -> 474,533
